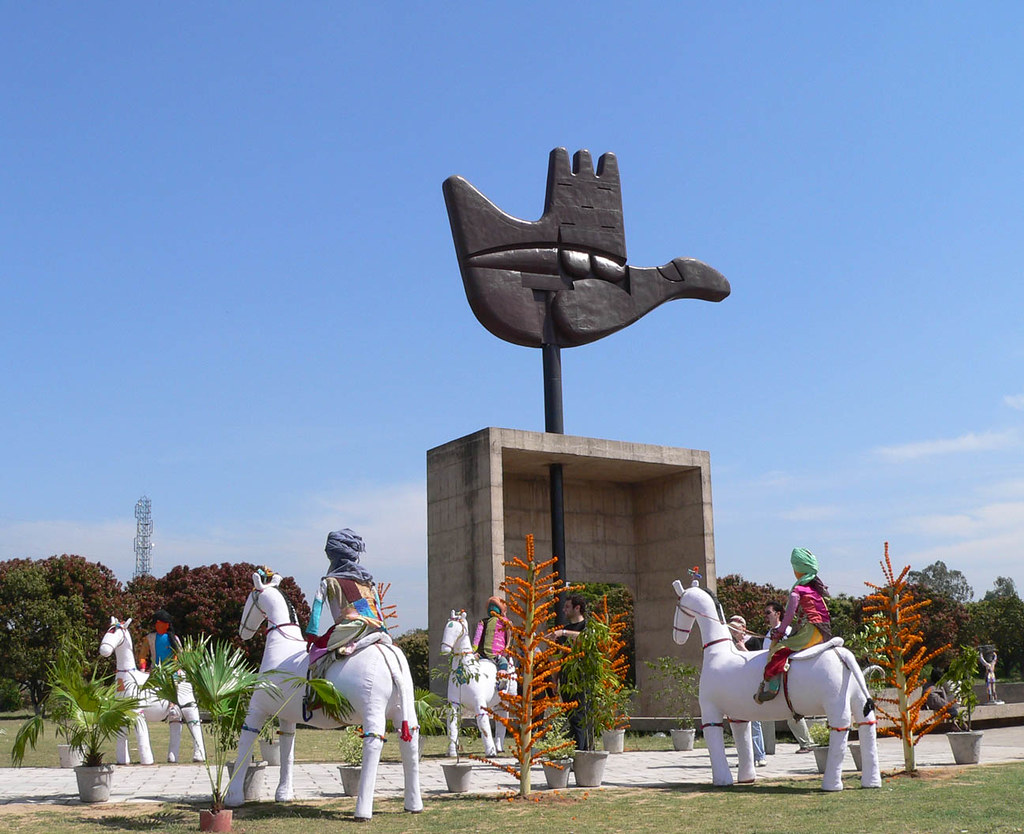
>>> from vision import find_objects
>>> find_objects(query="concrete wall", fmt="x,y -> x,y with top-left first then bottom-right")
427,427 -> 718,714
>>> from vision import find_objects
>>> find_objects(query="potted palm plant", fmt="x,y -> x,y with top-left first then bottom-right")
336,725 -> 364,797
11,641 -> 141,802
645,656 -> 700,751
144,635 -> 276,832
944,645 -> 983,765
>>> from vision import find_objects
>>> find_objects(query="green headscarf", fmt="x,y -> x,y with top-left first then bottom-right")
790,547 -> 818,590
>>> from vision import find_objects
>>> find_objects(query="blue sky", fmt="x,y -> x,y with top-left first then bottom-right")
3,4 -> 1023,631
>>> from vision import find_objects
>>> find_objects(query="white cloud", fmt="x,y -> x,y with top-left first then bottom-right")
0,481 -> 430,632
1005,394 -> 1024,411
874,429 -> 1019,462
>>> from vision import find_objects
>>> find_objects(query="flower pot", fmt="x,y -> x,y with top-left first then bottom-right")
226,759 -> 267,802
671,728 -> 696,751
811,746 -> 829,774
74,764 -> 115,803
601,728 -> 625,753
849,742 -> 862,771
441,761 -> 473,792
542,759 -> 573,789
199,809 -> 233,832
58,743 -> 84,768
947,730 -> 983,765
338,764 -> 362,796
259,737 -> 281,766
572,750 -> 609,787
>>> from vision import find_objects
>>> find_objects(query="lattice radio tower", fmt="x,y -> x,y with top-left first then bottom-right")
133,496 -> 153,579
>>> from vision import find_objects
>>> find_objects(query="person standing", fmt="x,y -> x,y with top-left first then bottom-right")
553,595 -> 588,750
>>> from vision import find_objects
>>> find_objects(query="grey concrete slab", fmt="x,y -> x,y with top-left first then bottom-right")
3,728 -> 1023,806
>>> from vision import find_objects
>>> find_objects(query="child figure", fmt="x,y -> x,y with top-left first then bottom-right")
755,547 -> 832,703
980,648 -> 1001,704
474,596 -> 510,691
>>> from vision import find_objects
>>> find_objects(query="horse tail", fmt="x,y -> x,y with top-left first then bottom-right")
380,643 -> 417,743
836,648 -> 875,716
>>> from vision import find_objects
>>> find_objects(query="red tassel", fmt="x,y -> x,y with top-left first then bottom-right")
400,720 -> 412,742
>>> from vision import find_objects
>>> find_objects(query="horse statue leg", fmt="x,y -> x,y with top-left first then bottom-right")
134,711 -> 155,765
176,679 -> 206,761
166,706 -> 183,763
275,721 -> 298,802
476,706 -> 497,757
730,719 -> 756,784
388,645 -> 423,813
116,725 -> 132,765
225,700 -> 271,808
822,709 -> 850,792
355,711 -> 386,821
701,703 -> 733,786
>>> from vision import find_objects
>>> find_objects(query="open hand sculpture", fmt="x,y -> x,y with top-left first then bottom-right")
443,148 -> 730,348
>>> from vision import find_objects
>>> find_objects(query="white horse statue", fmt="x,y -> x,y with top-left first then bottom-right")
226,571 -> 422,821
672,580 -> 881,791
438,609 -> 517,757
98,617 -> 207,764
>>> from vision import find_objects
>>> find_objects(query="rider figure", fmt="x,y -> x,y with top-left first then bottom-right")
305,528 -> 389,657
755,547 -> 832,704
138,609 -> 181,671
473,596 -> 510,691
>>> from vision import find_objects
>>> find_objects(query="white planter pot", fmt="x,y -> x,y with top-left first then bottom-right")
227,759 -> 267,802
57,744 -> 84,768
259,738 -> 281,766
849,742 -> 862,771
337,764 -> 362,796
947,731 -> 983,765
812,746 -> 829,774
441,761 -> 473,792
572,750 -> 609,787
74,764 -> 114,803
601,728 -> 625,753
542,759 -> 573,789
671,728 -> 696,751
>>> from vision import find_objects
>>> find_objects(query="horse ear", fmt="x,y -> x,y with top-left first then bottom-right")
450,609 -> 457,618
110,616 -> 117,625
125,617 -> 133,628
252,571 -> 264,589
269,573 -> 283,588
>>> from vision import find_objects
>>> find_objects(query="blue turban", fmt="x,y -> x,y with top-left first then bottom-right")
325,528 -> 375,584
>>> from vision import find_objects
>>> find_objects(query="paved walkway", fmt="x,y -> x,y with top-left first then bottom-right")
3,727 -> 1023,806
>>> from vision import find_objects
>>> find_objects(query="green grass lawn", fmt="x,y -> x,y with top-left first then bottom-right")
0,764 -> 1022,833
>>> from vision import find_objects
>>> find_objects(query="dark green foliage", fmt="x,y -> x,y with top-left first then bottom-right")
393,628 -> 430,690
0,679 -> 24,712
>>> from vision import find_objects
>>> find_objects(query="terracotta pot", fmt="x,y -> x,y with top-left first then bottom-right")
199,809 -> 233,832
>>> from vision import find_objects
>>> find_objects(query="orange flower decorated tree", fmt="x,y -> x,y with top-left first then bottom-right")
863,542 -> 952,772
479,534 -> 575,797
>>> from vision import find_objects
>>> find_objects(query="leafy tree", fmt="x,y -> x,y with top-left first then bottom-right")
0,560 -> 89,712
393,628 -> 430,690
963,594 -> 1024,679
984,576 -> 1018,601
907,560 -> 973,604
575,582 -> 635,684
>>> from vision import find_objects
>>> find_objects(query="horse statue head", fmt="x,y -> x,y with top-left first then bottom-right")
99,616 -> 134,660
439,609 -> 471,656
239,570 -> 285,640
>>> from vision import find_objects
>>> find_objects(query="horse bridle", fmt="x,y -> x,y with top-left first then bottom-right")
242,587 -> 302,639
674,599 -> 733,651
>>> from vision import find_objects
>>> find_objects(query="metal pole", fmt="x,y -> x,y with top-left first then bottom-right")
542,343 -> 568,622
